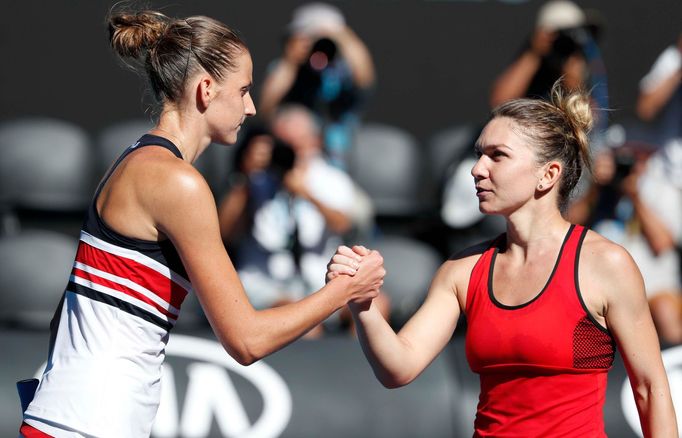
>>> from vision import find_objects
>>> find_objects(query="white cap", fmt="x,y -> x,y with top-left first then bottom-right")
288,2 -> 346,35
536,0 -> 586,31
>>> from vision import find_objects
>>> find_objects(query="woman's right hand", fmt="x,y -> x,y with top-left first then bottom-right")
327,245 -> 385,303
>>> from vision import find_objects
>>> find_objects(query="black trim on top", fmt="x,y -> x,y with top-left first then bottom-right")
67,281 -> 173,332
85,133 -> 189,280
574,227 -> 613,336
488,224 -> 576,310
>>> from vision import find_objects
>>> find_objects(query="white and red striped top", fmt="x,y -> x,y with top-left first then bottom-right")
24,135 -> 193,437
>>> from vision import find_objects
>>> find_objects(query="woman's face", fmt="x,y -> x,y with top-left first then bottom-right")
471,117 -> 544,216
207,50 -> 257,145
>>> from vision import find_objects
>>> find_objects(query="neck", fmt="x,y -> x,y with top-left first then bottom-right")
503,200 -> 569,255
152,109 -> 211,163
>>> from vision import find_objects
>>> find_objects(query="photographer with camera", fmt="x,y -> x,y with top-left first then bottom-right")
258,2 -> 375,169
490,0 -> 608,148
568,142 -> 682,346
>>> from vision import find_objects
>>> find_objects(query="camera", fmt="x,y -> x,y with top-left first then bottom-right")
612,152 -> 635,186
307,38 -> 338,71
552,27 -> 589,58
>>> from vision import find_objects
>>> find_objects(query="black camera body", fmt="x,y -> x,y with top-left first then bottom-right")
612,152 -> 636,186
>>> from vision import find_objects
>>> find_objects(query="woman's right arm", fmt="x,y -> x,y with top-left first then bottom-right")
154,166 -> 384,365
342,253 -> 462,388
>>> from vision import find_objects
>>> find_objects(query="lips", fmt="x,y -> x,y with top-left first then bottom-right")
476,186 -> 492,197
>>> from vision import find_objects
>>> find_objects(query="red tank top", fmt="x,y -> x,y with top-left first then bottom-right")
465,224 -> 615,437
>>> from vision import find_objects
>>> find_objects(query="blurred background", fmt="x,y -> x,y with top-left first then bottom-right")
1,0 -> 681,437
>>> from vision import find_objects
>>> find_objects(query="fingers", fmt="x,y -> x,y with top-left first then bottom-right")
351,245 -> 371,256
361,250 -> 384,268
336,245 -> 363,260
328,261 -> 358,276
332,253 -> 361,270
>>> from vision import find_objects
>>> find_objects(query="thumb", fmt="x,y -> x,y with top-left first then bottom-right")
352,245 -> 371,256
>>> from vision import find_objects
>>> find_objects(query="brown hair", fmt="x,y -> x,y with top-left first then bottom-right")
108,9 -> 246,103
491,81 -> 594,210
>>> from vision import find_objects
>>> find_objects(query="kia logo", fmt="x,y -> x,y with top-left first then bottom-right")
621,345 -> 682,436
35,334 -> 292,438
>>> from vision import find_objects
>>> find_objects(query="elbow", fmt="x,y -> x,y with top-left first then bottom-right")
377,372 -> 414,389
226,343 -> 259,366
221,335 -> 264,366
380,379 -> 408,389
233,349 -> 258,366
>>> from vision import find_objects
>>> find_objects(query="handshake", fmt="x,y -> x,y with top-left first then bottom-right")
326,245 -> 386,306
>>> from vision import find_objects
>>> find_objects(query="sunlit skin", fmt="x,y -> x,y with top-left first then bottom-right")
326,112 -> 677,436
204,51 -> 256,146
472,117 -> 549,217
96,45 -> 384,367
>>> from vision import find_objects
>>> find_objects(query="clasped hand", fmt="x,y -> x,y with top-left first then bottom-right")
326,245 -> 385,304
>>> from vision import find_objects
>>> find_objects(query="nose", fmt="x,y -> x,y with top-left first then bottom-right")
471,155 -> 487,181
244,93 -> 256,117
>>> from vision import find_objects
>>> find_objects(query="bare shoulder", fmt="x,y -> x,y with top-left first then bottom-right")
580,230 -> 640,277
437,239 -> 494,298
129,147 -> 212,204
123,147 -> 217,231
580,230 -> 644,303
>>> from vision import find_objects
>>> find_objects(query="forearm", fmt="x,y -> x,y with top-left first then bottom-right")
259,61 -> 299,119
334,27 -> 375,88
303,192 -> 353,234
631,195 -> 676,255
490,51 -> 541,107
633,383 -> 678,437
637,71 -> 682,121
222,275 -> 353,364
351,302 -> 419,388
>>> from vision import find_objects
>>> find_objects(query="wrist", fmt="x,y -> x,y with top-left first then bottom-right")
327,274 -> 355,306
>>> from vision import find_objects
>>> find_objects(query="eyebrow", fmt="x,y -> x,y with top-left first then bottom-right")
474,143 -> 512,152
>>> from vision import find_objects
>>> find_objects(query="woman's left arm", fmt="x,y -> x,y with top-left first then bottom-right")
587,236 -> 678,437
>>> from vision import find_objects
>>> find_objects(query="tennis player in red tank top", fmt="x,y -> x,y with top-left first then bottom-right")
328,82 -> 677,436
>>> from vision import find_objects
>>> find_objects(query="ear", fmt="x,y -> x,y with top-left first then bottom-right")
195,74 -> 215,112
537,161 -> 562,192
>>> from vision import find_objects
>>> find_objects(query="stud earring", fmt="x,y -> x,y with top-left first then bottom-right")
538,184 -> 544,190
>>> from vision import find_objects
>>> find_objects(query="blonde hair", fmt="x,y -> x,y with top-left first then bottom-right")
108,8 -> 246,103
491,80 -> 594,210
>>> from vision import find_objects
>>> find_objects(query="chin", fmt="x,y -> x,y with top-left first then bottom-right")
477,201 -> 496,215
216,133 -> 238,146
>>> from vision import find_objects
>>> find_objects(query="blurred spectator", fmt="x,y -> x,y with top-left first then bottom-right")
489,0 -> 608,148
636,33 -> 682,147
258,2 -> 376,169
219,105 -> 387,336
568,141 -> 682,345
218,123 -> 289,251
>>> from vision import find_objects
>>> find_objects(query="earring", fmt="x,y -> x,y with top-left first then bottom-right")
538,184 -> 544,190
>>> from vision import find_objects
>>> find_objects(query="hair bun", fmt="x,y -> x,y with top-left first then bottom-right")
551,82 -> 594,135
108,10 -> 170,59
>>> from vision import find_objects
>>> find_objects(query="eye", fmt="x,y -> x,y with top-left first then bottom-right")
474,149 -> 482,158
